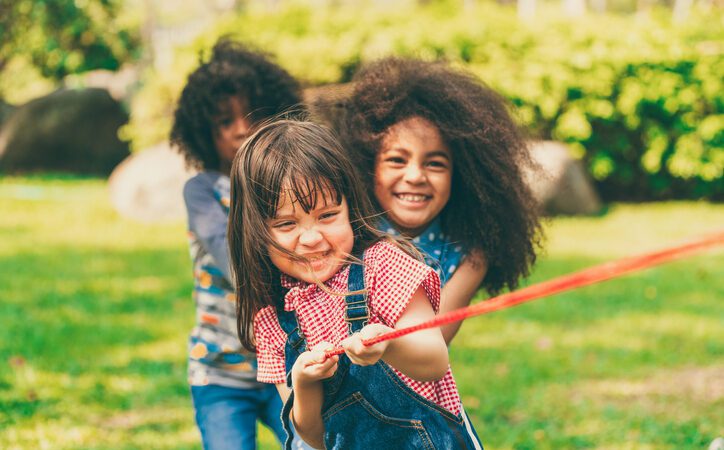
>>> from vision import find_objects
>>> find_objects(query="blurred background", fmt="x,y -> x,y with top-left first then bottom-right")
0,0 -> 722,449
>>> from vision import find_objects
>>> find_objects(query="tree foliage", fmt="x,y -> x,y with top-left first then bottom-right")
0,0 -> 139,80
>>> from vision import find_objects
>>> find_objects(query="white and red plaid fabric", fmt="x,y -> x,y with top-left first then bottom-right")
254,240 -> 462,415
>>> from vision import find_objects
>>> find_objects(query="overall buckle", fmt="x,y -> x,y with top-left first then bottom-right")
345,297 -> 369,334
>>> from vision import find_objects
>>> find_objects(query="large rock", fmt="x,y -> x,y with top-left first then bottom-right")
0,88 -> 130,175
524,141 -> 602,215
108,143 -> 196,223
0,99 -> 16,128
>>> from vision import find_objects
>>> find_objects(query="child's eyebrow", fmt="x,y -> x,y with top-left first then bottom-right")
381,147 -> 451,160
427,150 -> 451,160
380,147 -> 411,156
318,202 -> 341,211
270,213 -> 295,221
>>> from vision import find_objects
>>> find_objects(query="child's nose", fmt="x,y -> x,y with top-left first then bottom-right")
403,164 -> 426,183
232,118 -> 249,138
298,227 -> 323,247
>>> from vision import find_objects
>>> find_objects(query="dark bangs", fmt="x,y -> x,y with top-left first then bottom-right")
234,120 -> 381,257
244,123 -> 349,221
281,176 -> 343,214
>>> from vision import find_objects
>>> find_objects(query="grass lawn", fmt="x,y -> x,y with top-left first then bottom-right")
0,176 -> 722,449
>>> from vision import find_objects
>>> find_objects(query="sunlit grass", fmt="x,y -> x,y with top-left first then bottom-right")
1,177 -> 722,449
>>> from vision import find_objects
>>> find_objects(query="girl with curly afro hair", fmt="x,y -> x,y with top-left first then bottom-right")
336,57 -> 543,344
171,39 -> 302,172
170,39 -> 308,449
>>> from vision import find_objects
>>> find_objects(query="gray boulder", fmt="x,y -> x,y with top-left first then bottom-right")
0,99 -> 16,128
108,143 -> 196,223
524,141 -> 602,215
0,88 -> 129,175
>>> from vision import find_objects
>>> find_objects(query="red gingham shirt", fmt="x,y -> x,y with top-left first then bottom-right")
254,240 -> 462,415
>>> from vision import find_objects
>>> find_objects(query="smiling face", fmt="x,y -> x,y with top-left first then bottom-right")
267,186 -> 354,284
213,96 -> 252,173
374,116 -> 453,237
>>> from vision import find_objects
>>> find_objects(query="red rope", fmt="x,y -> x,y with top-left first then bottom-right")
324,231 -> 724,359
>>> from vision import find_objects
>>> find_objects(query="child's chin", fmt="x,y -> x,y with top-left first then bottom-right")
390,210 -> 425,225
303,264 -> 341,284
392,217 -> 431,235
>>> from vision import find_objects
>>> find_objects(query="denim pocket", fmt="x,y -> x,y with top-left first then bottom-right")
322,392 -> 436,450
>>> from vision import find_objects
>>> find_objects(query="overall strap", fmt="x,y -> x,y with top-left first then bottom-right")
344,260 -> 369,334
277,307 -> 307,354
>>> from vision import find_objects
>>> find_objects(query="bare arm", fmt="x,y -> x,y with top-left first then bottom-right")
384,286 -> 450,380
284,343 -> 338,449
276,382 -> 291,402
342,286 -> 449,382
439,251 -> 487,344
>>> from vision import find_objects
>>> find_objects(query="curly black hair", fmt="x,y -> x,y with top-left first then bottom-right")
170,39 -> 303,171
337,57 -> 543,295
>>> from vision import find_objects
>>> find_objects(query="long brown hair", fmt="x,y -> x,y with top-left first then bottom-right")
228,120 -> 386,351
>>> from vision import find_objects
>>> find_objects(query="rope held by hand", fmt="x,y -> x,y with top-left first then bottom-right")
324,231 -> 724,359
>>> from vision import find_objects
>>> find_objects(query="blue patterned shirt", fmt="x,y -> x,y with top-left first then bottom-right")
378,217 -> 465,286
183,172 -> 261,389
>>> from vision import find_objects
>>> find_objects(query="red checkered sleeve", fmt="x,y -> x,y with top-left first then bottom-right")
366,240 -> 441,327
253,306 -> 288,384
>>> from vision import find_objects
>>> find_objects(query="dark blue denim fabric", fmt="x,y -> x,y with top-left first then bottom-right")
276,261 -> 483,450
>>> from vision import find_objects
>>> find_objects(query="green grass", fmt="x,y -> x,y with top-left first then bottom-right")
1,177 -> 722,449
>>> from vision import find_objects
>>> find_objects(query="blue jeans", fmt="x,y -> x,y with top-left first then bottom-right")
191,384 -> 286,450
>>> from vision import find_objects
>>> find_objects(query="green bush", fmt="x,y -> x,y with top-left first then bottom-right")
126,0 -> 723,200
0,0 -> 141,82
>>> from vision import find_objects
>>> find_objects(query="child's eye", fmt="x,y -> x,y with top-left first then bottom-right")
384,157 -> 406,165
427,160 -> 449,169
272,221 -> 295,230
319,211 -> 340,221
217,117 -> 233,127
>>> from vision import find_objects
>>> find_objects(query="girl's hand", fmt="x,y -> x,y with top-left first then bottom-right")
291,341 -> 339,387
341,323 -> 393,366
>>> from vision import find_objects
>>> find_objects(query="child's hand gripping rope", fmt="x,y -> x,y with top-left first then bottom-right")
294,325 -> 392,379
341,324 -> 393,366
292,342 -> 340,386
323,231 -> 724,361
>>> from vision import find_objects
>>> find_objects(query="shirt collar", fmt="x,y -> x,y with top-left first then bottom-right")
281,266 -> 350,311
378,216 -> 444,242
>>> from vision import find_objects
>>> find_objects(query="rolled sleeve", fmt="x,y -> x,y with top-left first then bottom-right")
253,307 -> 288,384
366,241 -> 441,327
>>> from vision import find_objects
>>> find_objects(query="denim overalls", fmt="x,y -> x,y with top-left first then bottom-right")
276,260 -> 483,450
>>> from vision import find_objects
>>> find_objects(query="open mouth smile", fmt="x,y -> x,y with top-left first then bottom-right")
394,193 -> 431,202
300,250 -> 333,269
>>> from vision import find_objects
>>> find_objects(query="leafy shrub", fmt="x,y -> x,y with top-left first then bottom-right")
126,0 -> 723,200
0,0 -> 141,81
